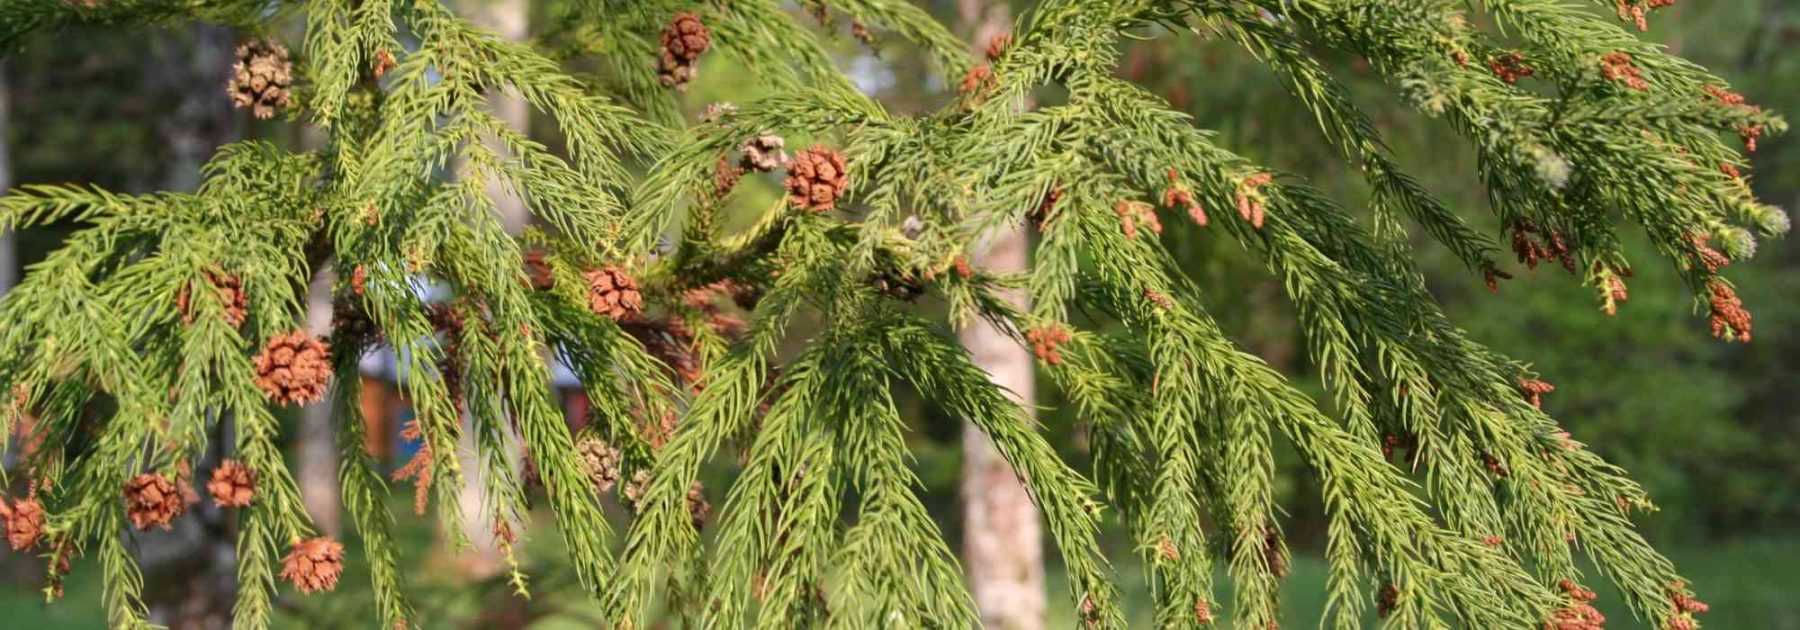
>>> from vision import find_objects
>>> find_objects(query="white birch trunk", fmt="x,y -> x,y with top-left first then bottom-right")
955,2 -> 1047,628
301,266 -> 343,537
452,0 -> 531,580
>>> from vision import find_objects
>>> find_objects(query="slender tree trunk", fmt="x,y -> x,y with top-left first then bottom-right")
289,116 -> 344,538
452,0 -> 530,580
0,60 -> 15,294
955,2 -> 1046,629
469,0 -> 532,234
2,60 -> 18,490
301,266 -> 343,537
140,24 -> 244,629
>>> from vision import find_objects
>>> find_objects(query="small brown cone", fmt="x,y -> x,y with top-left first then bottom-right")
523,250 -> 556,290
622,470 -> 651,510
584,267 -> 644,320
174,461 -> 202,507
228,40 -> 294,119
0,497 -> 47,550
206,460 -> 256,508
576,438 -> 623,494
254,331 -> 333,406
332,297 -> 381,347
280,537 -> 345,594
1193,598 -> 1214,624
124,473 -> 186,531
687,482 -> 712,530
177,272 -> 248,327
739,133 -> 790,172
658,12 -> 711,89
1377,583 -> 1400,618
784,146 -> 850,213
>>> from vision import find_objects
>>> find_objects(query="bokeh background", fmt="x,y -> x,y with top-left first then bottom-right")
2,1 -> 1797,627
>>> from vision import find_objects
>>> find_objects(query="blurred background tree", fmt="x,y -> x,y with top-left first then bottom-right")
2,0 -> 1797,627
1112,0 -> 1800,543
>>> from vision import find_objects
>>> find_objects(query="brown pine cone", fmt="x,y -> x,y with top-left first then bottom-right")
1030,185 -> 1063,227
177,272 -> 247,328
280,537 -> 345,594
701,101 -> 738,123
576,438 -> 623,494
427,302 -> 465,337
229,40 -> 293,119
350,265 -> 368,295
1377,583 -> 1400,618
687,482 -> 712,530
622,469 -> 652,510
636,319 -> 704,388
658,12 -> 711,89
253,331 -> 333,406
1262,528 -> 1288,578
0,497 -> 47,551
870,270 -> 924,301
784,146 -> 850,213
523,250 -> 555,290
739,133 -> 789,172
124,473 -> 186,531
713,157 -> 745,198
331,297 -> 381,347
174,461 -> 202,507
585,267 -> 644,320
206,460 -> 256,508
1488,52 -> 1535,85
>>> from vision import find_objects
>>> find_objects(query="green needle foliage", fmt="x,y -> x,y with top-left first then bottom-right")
0,0 -> 1786,628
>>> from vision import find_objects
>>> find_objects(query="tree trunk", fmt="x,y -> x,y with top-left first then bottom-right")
139,25 -> 244,630
452,0 -> 531,580
0,59 -> 15,293
154,26 -> 240,191
300,266 -> 343,537
287,113 -> 345,538
955,2 -> 1047,629
467,0 -> 531,232
1,60 -> 18,491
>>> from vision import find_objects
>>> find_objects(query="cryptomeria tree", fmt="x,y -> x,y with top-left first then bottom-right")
0,0 -> 1785,628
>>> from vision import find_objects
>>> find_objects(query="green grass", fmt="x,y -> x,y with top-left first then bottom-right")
1044,537 -> 1800,628
5,534 -> 1797,628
